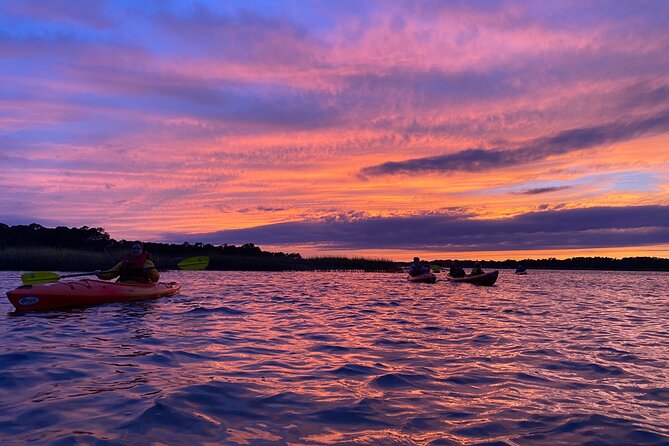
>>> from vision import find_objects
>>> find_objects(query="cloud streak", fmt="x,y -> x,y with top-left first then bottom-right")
517,186 -> 572,195
361,110 -> 669,176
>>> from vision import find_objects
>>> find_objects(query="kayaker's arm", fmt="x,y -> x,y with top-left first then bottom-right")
97,260 -> 159,282
145,260 -> 160,283
97,262 -> 123,280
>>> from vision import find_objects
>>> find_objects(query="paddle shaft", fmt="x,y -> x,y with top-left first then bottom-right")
78,260 -> 201,275
21,256 -> 208,285
59,263 -> 162,280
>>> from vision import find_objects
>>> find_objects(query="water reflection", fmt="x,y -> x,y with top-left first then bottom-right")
1,270 -> 668,444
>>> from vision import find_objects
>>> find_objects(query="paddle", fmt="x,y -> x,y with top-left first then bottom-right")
20,256 -> 210,285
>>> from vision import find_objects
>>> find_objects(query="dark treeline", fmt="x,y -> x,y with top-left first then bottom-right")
0,223 -> 299,258
432,257 -> 669,271
0,223 -> 394,271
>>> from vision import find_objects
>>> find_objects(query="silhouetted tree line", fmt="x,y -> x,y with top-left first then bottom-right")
0,223 -> 112,249
0,223 -> 301,258
0,223 -> 394,271
433,256 -> 669,271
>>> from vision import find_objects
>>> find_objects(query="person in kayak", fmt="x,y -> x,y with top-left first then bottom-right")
449,261 -> 466,278
470,262 -> 485,276
97,242 -> 160,284
409,257 -> 430,276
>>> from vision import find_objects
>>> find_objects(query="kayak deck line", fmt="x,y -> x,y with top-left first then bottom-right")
15,279 -> 95,291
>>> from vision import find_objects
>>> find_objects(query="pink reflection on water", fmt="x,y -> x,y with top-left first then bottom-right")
1,269 -> 668,443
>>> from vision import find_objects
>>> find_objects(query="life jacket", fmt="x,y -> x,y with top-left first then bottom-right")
450,266 -> 466,278
118,251 -> 152,283
409,264 -> 429,276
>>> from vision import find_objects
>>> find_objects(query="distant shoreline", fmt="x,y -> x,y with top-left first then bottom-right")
1,247 -> 668,273
1,224 -> 668,272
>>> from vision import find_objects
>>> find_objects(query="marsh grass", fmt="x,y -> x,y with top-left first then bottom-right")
201,254 -> 394,271
0,248 -> 395,272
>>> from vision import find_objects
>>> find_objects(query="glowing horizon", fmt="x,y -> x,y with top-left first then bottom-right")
2,1 -> 669,260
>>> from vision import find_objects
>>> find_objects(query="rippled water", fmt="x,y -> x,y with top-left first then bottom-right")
1,269 -> 668,445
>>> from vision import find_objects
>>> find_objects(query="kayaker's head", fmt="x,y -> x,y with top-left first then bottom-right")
129,242 -> 144,258
475,262 -> 481,267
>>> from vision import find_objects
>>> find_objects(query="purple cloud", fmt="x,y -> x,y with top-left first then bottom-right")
517,186 -> 572,195
162,205 -> 669,252
361,109 -> 669,176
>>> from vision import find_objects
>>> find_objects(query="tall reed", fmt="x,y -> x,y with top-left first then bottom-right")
0,248 -> 394,272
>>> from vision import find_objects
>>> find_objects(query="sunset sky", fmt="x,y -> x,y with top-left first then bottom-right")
1,1 -> 668,260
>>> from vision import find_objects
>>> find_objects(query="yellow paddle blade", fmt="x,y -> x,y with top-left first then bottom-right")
177,256 -> 209,270
21,271 -> 62,285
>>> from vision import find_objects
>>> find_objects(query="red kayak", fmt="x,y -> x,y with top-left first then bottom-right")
446,270 -> 499,286
6,280 -> 181,312
407,272 -> 437,283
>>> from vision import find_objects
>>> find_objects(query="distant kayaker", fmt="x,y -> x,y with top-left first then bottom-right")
470,262 -> 485,276
97,241 -> 159,284
408,257 -> 429,277
449,261 -> 466,278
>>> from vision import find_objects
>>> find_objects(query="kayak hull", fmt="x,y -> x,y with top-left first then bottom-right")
446,270 -> 499,286
407,272 -> 437,283
6,280 -> 181,312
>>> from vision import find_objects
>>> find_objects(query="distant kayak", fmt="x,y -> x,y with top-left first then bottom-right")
6,279 -> 181,311
515,270 -> 528,275
407,272 -> 437,283
446,270 -> 499,286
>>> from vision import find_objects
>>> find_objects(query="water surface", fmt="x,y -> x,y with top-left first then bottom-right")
1,270 -> 668,445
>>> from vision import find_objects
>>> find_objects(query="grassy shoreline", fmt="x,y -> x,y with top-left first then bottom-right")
2,248 -> 669,273
0,248 -> 396,272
